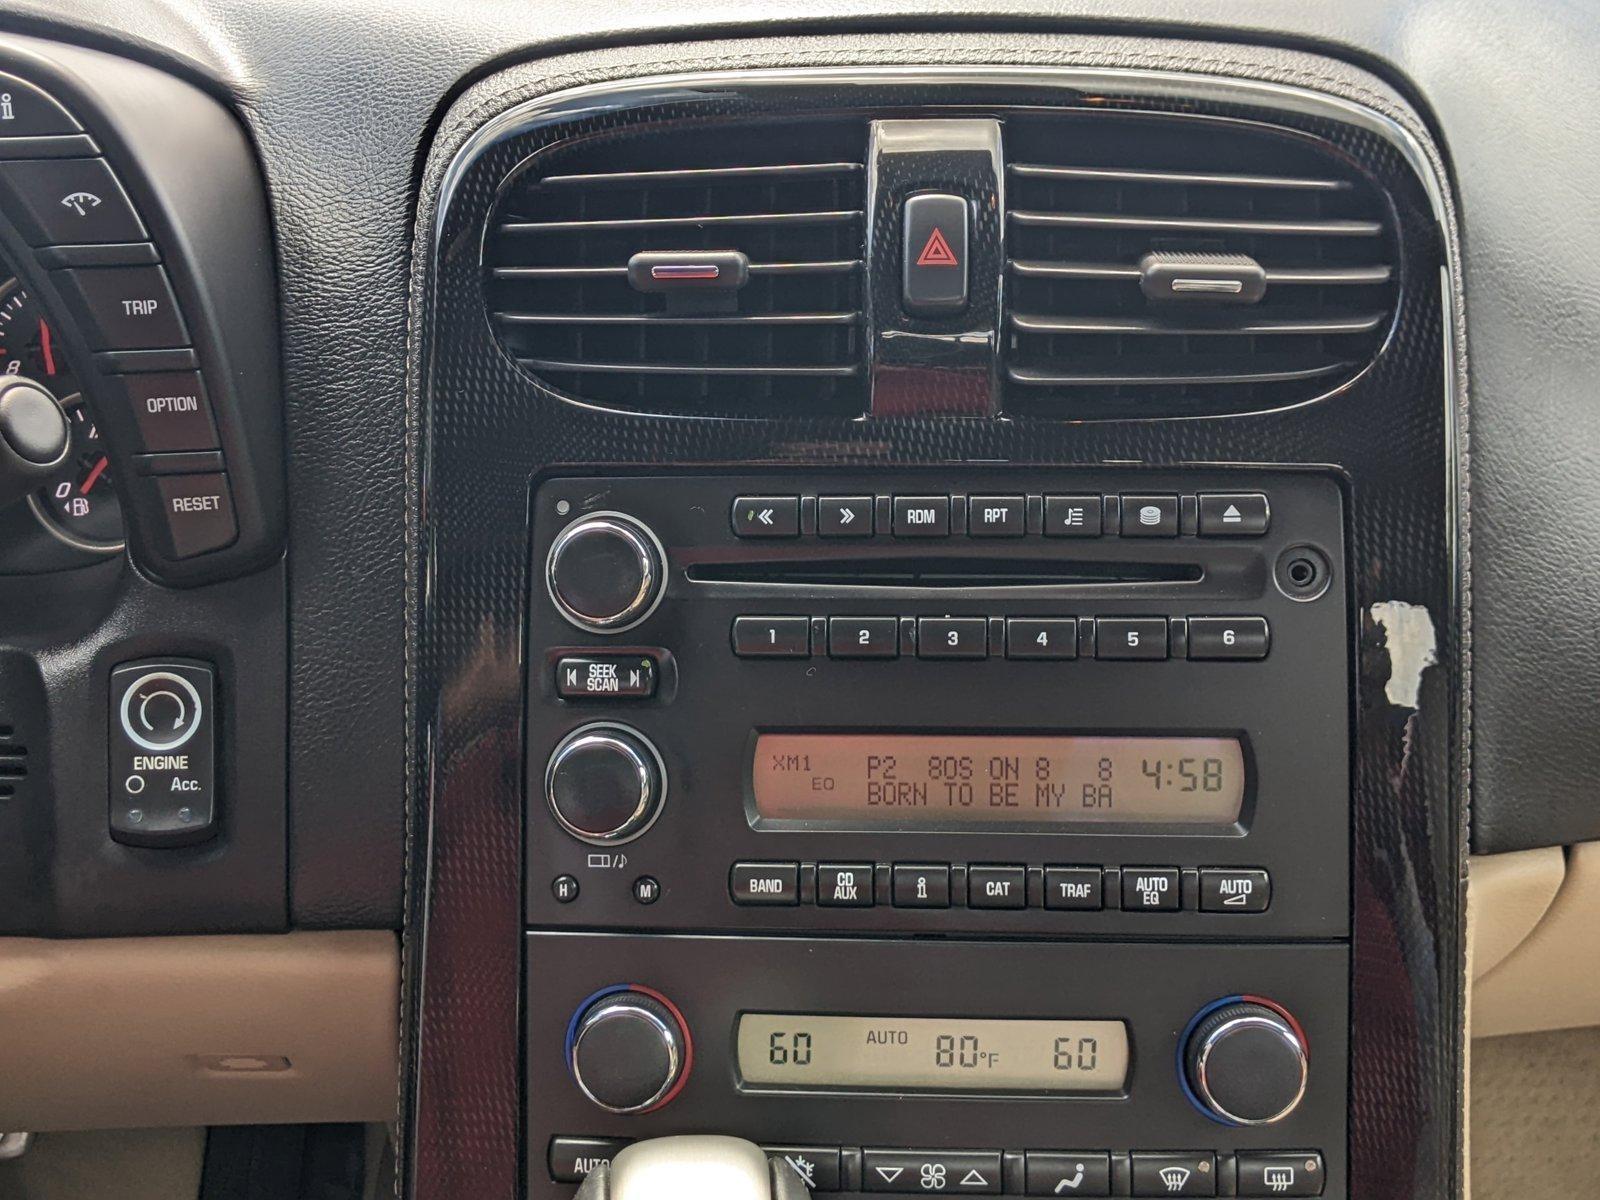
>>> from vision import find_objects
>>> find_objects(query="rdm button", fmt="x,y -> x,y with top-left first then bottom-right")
902,192 -> 968,315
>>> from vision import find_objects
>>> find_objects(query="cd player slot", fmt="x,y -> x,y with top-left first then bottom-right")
687,556 -> 1204,589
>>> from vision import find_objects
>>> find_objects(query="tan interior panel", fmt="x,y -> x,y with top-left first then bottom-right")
1469,1026 -> 1600,1199
1473,841 -> 1600,1038
0,931 -> 398,1132
1467,845 -> 1565,979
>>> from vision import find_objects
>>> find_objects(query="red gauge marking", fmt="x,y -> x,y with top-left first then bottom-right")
80,454 -> 109,495
39,318 -> 56,376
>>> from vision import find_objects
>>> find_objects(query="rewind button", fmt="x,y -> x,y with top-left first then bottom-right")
819,495 -> 874,538
732,495 -> 799,538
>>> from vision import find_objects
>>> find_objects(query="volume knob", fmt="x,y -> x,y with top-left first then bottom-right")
546,513 -> 665,634
569,988 -> 691,1114
1182,999 -> 1308,1126
546,724 -> 665,844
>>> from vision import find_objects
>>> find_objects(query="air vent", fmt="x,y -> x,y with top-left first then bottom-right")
0,723 -> 25,800
485,119 -> 868,417
1003,114 -> 1397,417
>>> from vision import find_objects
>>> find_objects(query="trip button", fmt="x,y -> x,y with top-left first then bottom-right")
0,159 -> 146,246
968,496 -> 1024,537
102,371 -> 218,452
51,265 -> 188,349
817,863 -> 875,907
730,862 -> 800,906
1025,1152 -> 1112,1197
1131,1153 -> 1215,1197
732,495 -> 799,537
1198,493 -> 1270,536
865,1150 -> 1000,1194
1236,1152 -> 1323,1197
136,472 -> 238,558
549,1137 -> 630,1183
968,865 -> 1026,909
733,616 -> 810,658
1199,868 -> 1271,913
819,495 -> 873,538
893,495 -> 950,537
1121,867 -> 1182,912
0,73 -> 82,136
1188,617 -> 1270,660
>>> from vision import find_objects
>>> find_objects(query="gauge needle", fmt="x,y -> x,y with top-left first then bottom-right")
80,455 -> 109,495
39,318 -> 56,376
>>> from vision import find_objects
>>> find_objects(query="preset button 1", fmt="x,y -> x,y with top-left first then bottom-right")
733,616 -> 811,658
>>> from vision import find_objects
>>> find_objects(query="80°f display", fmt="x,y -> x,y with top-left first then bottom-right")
751,734 -> 1245,825
737,1014 -> 1129,1092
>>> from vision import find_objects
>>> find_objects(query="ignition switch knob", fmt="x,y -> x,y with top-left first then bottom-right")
546,513 -> 665,633
1182,999 -> 1308,1126
569,988 -> 691,1114
546,724 -> 665,844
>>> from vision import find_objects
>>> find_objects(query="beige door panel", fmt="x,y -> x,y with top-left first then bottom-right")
1472,842 -> 1600,1038
0,931 -> 397,1132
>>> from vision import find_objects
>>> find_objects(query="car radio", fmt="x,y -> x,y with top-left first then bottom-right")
523,470 -> 1351,1200
525,471 -> 1348,940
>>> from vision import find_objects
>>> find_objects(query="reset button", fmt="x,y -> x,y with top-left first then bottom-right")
137,472 -> 238,558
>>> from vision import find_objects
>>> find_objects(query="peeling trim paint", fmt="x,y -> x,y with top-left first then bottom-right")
1372,600 -> 1439,710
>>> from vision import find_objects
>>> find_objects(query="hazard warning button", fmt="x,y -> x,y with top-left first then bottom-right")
902,192 -> 969,315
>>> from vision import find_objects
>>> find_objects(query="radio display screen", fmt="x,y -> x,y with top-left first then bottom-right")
751,733 -> 1245,826
737,1014 -> 1130,1093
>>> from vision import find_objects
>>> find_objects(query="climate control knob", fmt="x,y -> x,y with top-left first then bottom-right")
569,987 -> 691,1113
546,513 -> 665,633
546,724 -> 665,844
1182,998 -> 1308,1126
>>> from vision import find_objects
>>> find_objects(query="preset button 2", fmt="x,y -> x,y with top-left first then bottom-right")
829,616 -> 899,658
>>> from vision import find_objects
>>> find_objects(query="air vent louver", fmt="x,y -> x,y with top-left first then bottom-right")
1004,115 -> 1397,417
0,723 -> 25,801
486,119 -> 868,416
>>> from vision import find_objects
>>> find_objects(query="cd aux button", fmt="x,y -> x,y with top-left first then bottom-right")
730,862 -> 800,906
817,864 -> 875,907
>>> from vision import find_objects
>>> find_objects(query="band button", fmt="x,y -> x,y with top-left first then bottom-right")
730,862 -> 800,906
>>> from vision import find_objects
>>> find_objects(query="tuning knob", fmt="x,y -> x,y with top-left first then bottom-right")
1181,998 -> 1308,1126
546,724 -> 665,844
569,987 -> 691,1114
546,513 -> 665,633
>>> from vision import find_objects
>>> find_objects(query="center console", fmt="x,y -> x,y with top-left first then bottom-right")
407,44 -> 1464,1200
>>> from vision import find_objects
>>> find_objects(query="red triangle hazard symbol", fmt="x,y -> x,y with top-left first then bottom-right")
915,227 -> 959,267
